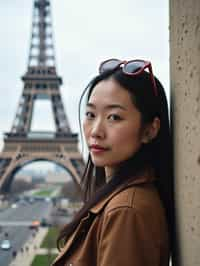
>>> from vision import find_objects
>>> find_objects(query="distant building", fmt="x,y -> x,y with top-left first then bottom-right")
45,171 -> 71,183
15,169 -> 71,184
32,176 -> 45,184
14,174 -> 32,183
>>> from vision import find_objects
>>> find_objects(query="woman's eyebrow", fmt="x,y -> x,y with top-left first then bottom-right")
86,103 -> 96,109
105,104 -> 127,111
86,102 -> 127,111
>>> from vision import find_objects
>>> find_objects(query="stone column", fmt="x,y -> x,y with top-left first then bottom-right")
170,1 -> 200,265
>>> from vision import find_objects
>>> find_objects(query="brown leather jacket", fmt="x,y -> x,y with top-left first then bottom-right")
52,169 -> 169,266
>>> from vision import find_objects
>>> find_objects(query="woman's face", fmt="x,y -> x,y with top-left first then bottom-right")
83,78 -> 146,177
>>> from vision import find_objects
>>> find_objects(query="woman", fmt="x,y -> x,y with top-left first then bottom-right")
53,59 -> 174,266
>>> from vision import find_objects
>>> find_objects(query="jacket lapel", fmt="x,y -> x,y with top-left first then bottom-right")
52,212 -> 91,265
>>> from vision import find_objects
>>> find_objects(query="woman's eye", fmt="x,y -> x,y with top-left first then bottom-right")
85,111 -> 95,120
108,114 -> 122,121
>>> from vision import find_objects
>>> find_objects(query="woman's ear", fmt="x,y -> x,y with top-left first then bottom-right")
142,117 -> 160,144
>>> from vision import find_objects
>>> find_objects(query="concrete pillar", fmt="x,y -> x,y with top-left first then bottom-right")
170,1 -> 200,265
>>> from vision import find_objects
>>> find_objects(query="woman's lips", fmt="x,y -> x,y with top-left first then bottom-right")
89,144 -> 109,153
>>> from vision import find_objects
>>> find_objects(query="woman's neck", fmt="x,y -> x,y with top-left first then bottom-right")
105,166 -> 116,183
106,174 -> 113,183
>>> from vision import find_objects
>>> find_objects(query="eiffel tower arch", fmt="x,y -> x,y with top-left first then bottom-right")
0,0 -> 84,192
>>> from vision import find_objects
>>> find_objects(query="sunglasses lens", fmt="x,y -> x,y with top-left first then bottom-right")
124,61 -> 146,74
99,59 -> 121,73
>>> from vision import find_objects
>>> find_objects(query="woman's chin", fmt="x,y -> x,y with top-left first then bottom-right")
91,158 -> 107,167
92,161 -> 106,167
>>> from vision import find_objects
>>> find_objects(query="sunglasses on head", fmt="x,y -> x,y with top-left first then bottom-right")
99,59 -> 158,96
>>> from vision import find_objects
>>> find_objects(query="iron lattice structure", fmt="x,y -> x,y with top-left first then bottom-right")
0,0 -> 84,192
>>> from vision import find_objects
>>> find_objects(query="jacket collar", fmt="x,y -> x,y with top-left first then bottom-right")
89,167 -> 155,214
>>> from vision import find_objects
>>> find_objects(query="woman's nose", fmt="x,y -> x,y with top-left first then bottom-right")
90,119 -> 105,139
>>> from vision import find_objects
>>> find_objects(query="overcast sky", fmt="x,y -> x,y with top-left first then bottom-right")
0,0 -> 169,152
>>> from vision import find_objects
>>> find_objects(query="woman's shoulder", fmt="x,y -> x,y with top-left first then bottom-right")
90,167 -> 161,216
104,182 -> 162,215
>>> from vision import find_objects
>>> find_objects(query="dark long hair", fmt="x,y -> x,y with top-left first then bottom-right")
57,67 -> 175,259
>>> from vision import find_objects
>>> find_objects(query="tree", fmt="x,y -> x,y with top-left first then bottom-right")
60,181 -> 82,201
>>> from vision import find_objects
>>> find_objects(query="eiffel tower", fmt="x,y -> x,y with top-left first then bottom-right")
0,0 -> 84,192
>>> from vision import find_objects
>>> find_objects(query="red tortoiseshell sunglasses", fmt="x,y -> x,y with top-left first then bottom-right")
99,59 -> 158,96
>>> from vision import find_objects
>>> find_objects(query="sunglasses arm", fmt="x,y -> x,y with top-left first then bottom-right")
149,64 -> 158,96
